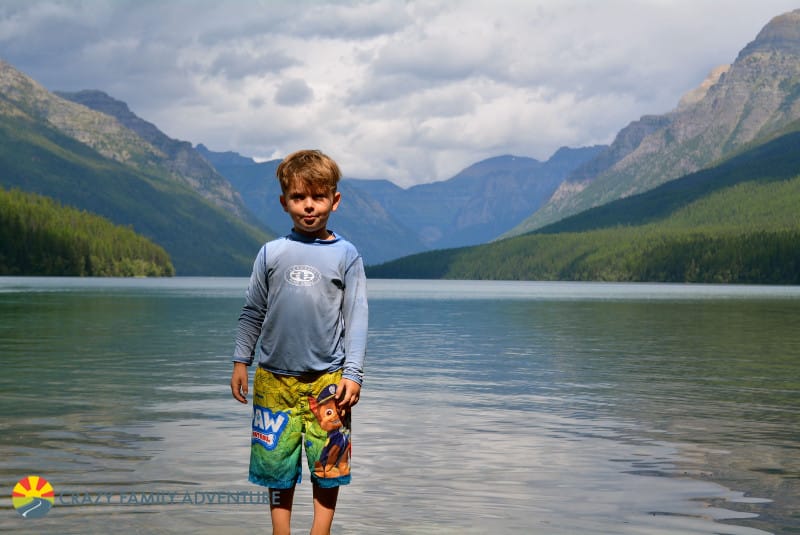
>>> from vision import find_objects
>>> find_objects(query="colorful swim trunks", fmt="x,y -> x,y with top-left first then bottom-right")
249,367 -> 352,489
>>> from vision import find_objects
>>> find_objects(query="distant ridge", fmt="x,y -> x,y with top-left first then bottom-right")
367,127 -> 800,283
201,145 -> 604,264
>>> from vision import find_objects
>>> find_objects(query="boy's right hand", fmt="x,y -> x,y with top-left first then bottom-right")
231,362 -> 249,404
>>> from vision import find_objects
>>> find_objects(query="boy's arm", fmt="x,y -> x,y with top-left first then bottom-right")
230,246 -> 269,402
231,362 -> 249,404
339,253 -> 368,402
335,378 -> 360,410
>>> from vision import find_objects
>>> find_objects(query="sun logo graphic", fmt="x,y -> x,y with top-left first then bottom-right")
12,475 -> 55,518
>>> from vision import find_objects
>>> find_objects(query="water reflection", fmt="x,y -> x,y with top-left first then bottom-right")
0,278 -> 797,534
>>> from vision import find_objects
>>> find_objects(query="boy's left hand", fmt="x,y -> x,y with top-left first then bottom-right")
335,378 -> 361,410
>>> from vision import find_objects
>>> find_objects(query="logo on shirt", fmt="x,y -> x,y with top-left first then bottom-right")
285,265 -> 321,287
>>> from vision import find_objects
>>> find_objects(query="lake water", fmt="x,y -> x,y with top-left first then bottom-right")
0,278 -> 798,534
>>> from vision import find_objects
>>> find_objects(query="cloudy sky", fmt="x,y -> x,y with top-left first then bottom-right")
1,1 -> 797,186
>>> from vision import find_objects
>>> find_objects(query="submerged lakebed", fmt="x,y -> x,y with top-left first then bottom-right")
0,277 -> 798,534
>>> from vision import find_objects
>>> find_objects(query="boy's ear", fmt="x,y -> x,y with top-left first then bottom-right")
279,195 -> 288,212
331,191 -> 341,212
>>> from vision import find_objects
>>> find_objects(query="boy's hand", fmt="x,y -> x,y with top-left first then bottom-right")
231,362 -> 249,404
335,378 -> 361,410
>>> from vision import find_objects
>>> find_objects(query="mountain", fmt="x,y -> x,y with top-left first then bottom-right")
367,127 -> 800,283
201,144 -> 604,264
508,9 -> 800,235
536,126 -> 800,235
353,147 -> 604,250
55,89 -> 257,224
0,60 -> 271,275
196,146 -> 426,265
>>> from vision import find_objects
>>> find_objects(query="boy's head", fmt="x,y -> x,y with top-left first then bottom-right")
277,149 -> 343,239
276,149 -> 341,195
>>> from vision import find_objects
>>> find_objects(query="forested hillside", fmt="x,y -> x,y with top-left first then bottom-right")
367,129 -> 800,284
0,62 -> 271,275
56,90 -> 257,223
0,187 -> 174,276
510,9 -> 800,235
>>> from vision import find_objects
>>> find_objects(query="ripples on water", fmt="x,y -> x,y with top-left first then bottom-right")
0,278 -> 798,534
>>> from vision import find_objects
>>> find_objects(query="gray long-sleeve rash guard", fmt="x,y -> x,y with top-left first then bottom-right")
233,231 -> 368,384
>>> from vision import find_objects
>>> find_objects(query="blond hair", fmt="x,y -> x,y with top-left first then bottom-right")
276,149 -> 341,194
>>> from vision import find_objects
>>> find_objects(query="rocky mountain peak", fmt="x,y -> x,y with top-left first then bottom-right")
738,9 -> 800,58
677,64 -> 730,111
507,8 -> 800,236
57,89 -> 133,117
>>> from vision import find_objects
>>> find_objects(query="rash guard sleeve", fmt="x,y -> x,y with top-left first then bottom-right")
233,246 -> 269,365
341,253 -> 369,384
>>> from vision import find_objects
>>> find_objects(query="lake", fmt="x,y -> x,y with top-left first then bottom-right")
0,278 -> 798,534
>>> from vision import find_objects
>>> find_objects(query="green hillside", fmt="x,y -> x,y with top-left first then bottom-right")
537,129 -> 800,234
508,10 -> 800,235
367,130 -> 800,284
0,109 -> 269,275
0,187 -> 174,276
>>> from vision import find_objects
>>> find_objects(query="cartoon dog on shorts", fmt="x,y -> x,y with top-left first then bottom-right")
309,384 -> 351,478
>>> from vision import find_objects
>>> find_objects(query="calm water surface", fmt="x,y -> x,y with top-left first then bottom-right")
0,278 -> 798,534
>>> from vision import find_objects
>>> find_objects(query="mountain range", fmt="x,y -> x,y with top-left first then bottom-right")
0,60 -> 271,275
198,144 -> 604,265
1,8 -> 798,279
506,8 -> 800,236
369,126 -> 800,283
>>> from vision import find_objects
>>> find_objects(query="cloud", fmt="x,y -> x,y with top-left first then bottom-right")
274,78 -> 315,106
1,0 -> 798,186
208,49 -> 297,81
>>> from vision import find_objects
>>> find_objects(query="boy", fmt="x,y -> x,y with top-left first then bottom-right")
230,149 -> 368,535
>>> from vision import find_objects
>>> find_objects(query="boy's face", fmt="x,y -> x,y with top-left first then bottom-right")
280,179 -> 341,240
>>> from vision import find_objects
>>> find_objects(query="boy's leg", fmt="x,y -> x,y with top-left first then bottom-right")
310,485 -> 339,535
269,486 -> 295,535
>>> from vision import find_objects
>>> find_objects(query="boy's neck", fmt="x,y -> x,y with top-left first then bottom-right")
292,228 -> 335,241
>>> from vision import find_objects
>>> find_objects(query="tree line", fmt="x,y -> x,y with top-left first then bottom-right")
367,173 -> 800,284
0,187 -> 174,276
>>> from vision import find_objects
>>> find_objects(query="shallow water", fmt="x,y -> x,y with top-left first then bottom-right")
0,278 -> 798,534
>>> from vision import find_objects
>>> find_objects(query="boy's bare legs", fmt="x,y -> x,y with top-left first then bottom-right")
310,485 -> 339,535
270,485 -> 338,535
269,487 -> 295,535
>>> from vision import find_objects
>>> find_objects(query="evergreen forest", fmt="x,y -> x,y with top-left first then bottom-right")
0,187 -> 174,276
367,131 -> 800,284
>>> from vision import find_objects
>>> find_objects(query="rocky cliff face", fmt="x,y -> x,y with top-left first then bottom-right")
0,60 -> 163,166
510,9 -> 800,235
56,90 -> 254,221
0,61 -> 254,221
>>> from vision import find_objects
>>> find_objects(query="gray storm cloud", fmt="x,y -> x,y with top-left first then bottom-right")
1,0 -> 797,186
